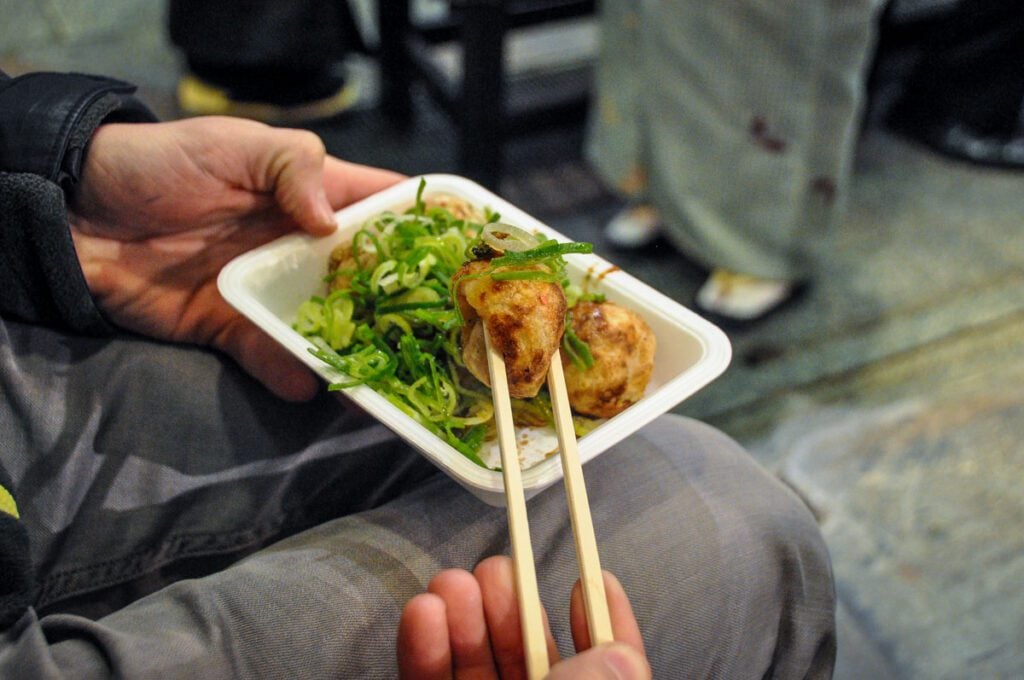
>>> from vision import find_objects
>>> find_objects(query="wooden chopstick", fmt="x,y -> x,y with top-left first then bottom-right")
547,350 -> 614,646
483,327 -> 551,679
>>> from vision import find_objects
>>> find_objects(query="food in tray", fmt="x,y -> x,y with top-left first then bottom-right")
562,300 -> 656,419
453,258 -> 567,399
293,180 -> 655,469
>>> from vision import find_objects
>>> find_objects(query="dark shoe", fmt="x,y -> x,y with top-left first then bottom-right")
177,65 -> 360,125
899,122 -> 1024,171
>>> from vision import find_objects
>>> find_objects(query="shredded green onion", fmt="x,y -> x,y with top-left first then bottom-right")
490,241 -> 593,266
562,326 -> 595,371
294,180 -> 597,466
489,270 -> 561,282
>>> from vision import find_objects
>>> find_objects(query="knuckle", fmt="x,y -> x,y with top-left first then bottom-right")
289,129 -> 326,158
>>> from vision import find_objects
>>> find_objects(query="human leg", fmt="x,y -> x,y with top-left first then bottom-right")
584,2 -> 648,202
554,415 -> 837,678
0,318 -> 437,618
584,2 -> 666,250
641,0 -> 886,283
5,404 -> 834,678
586,0 -> 886,319
1,309 -> 834,677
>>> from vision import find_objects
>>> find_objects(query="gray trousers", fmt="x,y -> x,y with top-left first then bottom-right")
0,318 -> 836,679
586,0 -> 887,280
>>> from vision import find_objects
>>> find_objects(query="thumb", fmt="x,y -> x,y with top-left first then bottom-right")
263,129 -> 338,236
545,643 -> 650,680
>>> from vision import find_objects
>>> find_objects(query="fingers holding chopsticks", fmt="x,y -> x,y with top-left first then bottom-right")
397,556 -> 650,680
397,590 -> 453,680
568,570 -> 646,655
474,556 -> 561,679
430,567 -> 505,677
398,556 -> 559,680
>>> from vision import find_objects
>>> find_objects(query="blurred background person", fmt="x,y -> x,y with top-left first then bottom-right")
585,0 -> 887,322
168,0 -> 365,125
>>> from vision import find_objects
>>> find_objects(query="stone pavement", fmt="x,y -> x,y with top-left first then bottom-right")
741,314 -> 1024,679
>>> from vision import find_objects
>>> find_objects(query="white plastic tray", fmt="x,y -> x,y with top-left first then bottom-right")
218,174 -> 731,506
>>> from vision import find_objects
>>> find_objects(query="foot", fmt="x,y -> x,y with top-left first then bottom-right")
695,269 -> 795,321
176,66 -> 360,125
915,123 -> 1024,171
605,204 -> 662,249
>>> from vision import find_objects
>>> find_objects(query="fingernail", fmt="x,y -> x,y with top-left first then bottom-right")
602,645 -> 646,680
316,190 -> 336,230
318,206 -> 336,229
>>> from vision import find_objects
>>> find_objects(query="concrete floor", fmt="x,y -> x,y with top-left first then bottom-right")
4,2 -> 1023,677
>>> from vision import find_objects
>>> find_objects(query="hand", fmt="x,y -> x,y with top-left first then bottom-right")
68,116 -> 403,401
398,556 -> 650,680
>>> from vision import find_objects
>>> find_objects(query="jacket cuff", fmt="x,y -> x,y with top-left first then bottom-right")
0,72 -> 156,334
0,72 -> 156,190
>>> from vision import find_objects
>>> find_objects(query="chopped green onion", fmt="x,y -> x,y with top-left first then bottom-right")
295,179 -> 599,467
489,270 -> 561,282
375,299 -> 449,314
562,326 -> 595,370
490,241 -> 593,266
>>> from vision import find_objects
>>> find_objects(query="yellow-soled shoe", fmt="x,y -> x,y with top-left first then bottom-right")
176,72 -> 360,125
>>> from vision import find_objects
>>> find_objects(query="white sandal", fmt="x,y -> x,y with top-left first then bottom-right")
695,269 -> 794,321
605,204 -> 662,249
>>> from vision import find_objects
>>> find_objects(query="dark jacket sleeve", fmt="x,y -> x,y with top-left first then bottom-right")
0,70 -> 157,659
0,466 -> 31,633
0,71 -> 156,334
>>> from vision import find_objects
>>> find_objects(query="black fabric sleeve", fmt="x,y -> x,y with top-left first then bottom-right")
0,71 -> 157,334
0,72 -> 155,187
0,466 -> 31,632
